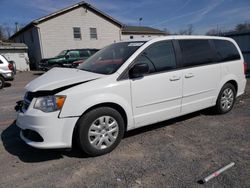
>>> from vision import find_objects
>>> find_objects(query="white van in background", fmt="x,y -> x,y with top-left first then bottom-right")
16,36 -> 247,156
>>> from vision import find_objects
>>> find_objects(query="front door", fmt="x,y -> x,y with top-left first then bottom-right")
130,40 -> 182,128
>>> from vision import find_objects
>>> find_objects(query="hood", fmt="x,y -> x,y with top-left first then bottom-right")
26,68 -> 104,92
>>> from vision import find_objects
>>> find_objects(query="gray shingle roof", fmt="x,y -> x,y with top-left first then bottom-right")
0,41 -> 28,49
122,26 -> 166,35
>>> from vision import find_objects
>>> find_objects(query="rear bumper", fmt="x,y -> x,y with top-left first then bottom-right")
16,109 -> 78,149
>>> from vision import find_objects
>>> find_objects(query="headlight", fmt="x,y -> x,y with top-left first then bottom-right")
34,95 -> 66,112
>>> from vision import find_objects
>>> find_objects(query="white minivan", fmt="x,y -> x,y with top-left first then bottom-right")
16,36 -> 247,156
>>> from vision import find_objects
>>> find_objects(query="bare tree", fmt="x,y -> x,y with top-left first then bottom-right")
5,26 -> 14,38
163,28 -> 171,35
235,23 -> 250,32
0,25 -> 7,41
178,24 -> 194,35
206,28 -> 221,36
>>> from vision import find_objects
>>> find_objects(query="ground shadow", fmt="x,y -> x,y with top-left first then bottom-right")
1,109 -> 212,163
4,82 -> 12,88
1,122 -> 89,163
33,72 -> 44,76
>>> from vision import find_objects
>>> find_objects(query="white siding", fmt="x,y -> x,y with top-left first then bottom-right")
39,7 -> 121,58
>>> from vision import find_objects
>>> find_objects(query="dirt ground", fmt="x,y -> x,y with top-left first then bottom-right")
0,71 -> 249,188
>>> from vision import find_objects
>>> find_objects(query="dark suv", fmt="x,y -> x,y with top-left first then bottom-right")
39,49 -> 98,70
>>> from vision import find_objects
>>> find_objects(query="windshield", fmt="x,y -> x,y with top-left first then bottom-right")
78,42 -> 145,75
57,50 -> 67,57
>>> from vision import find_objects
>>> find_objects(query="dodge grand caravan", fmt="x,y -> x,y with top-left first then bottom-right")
16,36 -> 247,156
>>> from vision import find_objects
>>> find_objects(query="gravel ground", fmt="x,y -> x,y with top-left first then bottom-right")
0,71 -> 249,188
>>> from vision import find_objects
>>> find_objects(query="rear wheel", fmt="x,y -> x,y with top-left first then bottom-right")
77,107 -> 125,156
0,76 -> 5,89
214,83 -> 236,114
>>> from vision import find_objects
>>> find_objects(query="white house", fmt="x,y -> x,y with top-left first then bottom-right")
0,41 -> 29,71
10,1 -> 166,69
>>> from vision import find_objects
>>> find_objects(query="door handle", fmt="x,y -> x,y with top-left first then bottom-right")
185,73 -> 194,78
169,76 -> 181,81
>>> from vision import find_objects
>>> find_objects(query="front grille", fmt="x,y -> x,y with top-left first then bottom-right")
22,129 -> 44,142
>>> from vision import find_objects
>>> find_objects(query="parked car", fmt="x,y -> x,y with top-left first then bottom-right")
39,48 -> 99,70
0,55 -> 14,89
16,36 -> 247,156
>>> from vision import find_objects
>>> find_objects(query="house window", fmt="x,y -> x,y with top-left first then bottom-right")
130,36 -> 134,39
73,27 -> 81,39
90,28 -> 97,39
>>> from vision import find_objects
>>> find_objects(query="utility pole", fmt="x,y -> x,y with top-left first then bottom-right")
15,22 -> 19,33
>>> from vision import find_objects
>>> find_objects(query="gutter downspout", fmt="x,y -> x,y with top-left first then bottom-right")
36,26 -> 44,60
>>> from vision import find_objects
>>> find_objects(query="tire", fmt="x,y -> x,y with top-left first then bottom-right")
77,107 -> 125,156
214,83 -> 236,114
0,76 -> 5,89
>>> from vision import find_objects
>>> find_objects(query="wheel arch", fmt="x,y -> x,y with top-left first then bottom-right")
72,102 -> 129,147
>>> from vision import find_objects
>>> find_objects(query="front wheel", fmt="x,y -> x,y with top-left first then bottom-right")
77,107 -> 125,156
214,83 -> 236,114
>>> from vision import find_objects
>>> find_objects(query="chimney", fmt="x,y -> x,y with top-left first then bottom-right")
15,22 -> 20,32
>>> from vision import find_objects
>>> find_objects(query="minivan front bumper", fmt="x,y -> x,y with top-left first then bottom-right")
16,109 -> 78,149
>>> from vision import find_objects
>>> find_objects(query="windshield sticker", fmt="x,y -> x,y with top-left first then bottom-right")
128,42 -> 144,47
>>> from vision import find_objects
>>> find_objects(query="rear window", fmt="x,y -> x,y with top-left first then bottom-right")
213,40 -> 240,62
179,39 -> 216,67
67,51 -> 80,58
79,50 -> 90,58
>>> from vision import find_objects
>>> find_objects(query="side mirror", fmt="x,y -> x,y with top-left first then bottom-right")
129,63 -> 149,78
65,54 -> 70,59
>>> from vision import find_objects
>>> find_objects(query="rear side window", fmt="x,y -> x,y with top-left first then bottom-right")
67,51 -> 80,58
213,40 -> 240,62
179,40 -> 216,67
79,50 -> 90,58
138,41 -> 176,73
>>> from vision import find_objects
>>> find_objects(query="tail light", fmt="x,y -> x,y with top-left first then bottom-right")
244,62 -> 247,76
8,63 -> 14,71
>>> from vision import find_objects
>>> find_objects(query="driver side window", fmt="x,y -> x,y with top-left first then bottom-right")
134,40 -> 176,74
133,55 -> 156,74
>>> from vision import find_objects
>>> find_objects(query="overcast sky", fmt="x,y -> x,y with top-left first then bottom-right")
1,0 -> 250,34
